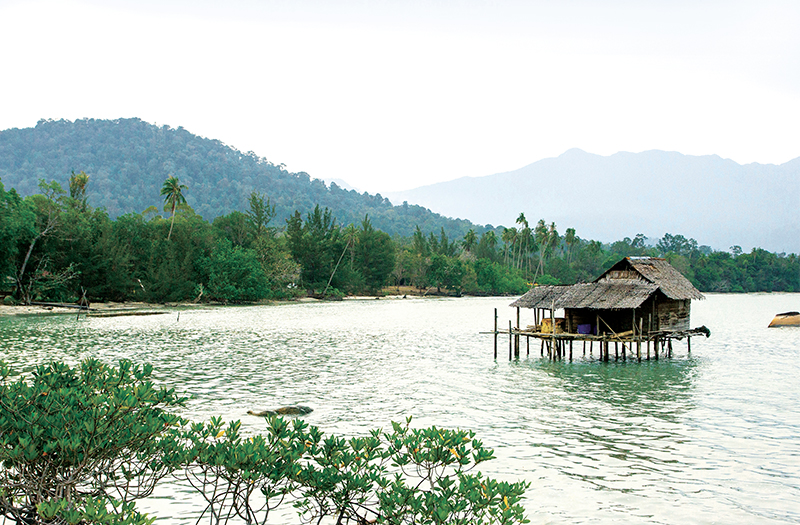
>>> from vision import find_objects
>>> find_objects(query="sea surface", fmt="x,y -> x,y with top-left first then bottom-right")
1,293 -> 799,524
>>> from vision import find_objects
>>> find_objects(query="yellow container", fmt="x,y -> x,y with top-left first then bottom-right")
541,318 -> 565,334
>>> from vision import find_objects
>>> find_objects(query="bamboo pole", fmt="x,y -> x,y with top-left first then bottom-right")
508,320 -> 513,360
550,303 -> 556,361
494,308 -> 498,359
637,318 -> 643,362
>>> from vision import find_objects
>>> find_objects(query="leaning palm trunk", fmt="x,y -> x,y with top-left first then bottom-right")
167,203 -> 176,241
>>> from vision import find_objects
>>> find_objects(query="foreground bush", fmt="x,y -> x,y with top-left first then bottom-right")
0,359 -> 186,524
0,360 -> 528,524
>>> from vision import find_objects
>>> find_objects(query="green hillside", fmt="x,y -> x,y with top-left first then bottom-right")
0,118 -> 484,237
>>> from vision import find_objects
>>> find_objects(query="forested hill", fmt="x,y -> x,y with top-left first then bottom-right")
0,118 -> 481,237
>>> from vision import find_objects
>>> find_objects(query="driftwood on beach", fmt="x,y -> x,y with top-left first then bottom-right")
87,310 -> 169,318
30,301 -> 93,311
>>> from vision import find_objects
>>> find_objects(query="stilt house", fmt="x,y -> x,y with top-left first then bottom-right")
510,257 -> 704,336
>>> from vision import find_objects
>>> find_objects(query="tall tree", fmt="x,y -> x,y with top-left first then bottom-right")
160,175 -> 187,241
245,191 -> 275,239
564,227 -> 577,264
68,170 -> 89,211
462,229 -> 477,254
15,180 -> 65,303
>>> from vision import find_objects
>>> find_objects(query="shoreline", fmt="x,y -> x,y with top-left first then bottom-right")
0,292 -> 474,317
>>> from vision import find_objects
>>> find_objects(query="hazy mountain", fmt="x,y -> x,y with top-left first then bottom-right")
0,118 -> 481,238
386,149 -> 799,253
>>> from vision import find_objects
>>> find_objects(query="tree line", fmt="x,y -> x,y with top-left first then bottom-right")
1,174 -> 797,306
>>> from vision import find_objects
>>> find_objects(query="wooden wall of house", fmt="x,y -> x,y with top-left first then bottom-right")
564,296 -> 692,335
656,299 -> 691,331
565,308 -> 641,335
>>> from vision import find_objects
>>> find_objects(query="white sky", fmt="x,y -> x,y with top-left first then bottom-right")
1,0 -> 798,193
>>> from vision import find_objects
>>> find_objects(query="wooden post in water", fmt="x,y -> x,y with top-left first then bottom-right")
668,338 -> 673,358
526,335 -> 530,356
637,318 -> 643,362
654,337 -> 659,360
541,339 -> 544,357
515,307 -> 520,357
550,304 -> 556,362
615,342 -> 619,360
508,320 -> 513,360
687,336 -> 691,354
569,340 -> 573,361
493,308 -> 498,359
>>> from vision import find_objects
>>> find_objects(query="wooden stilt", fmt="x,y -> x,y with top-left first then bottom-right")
569,340 -> 573,361
668,338 -> 673,358
540,339 -> 544,357
687,336 -> 691,354
508,321 -> 512,360
527,335 -> 530,356
550,306 -> 556,362
493,308 -> 498,359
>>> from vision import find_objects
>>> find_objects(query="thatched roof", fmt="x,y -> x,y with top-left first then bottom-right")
510,257 -> 703,310
597,257 -> 704,301
510,280 -> 659,310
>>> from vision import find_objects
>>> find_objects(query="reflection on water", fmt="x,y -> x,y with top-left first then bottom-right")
1,294 -> 800,524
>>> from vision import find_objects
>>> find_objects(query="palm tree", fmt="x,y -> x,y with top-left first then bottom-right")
501,227 -> 517,267
160,176 -> 187,241
565,228 -> 577,264
462,229 -> 477,253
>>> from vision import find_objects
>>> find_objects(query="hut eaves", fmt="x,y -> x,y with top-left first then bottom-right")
510,280 -> 660,311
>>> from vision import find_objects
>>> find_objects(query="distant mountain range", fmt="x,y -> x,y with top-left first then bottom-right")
0,118 -> 480,239
386,149 -> 799,253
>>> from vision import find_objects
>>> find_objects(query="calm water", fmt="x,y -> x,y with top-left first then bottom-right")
1,294 -> 799,524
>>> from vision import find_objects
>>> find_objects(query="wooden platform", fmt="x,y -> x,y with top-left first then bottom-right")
483,307 -> 710,361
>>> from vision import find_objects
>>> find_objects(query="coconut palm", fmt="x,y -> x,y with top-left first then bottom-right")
160,176 -> 187,241
462,229 -> 477,253
501,227 -> 517,267
565,227 -> 577,264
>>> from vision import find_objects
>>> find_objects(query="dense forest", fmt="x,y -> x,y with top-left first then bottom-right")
0,118 -> 483,239
0,173 -> 797,305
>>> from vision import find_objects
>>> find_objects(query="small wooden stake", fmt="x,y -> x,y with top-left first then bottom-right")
494,308 -> 498,359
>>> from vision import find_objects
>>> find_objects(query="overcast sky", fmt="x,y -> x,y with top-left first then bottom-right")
1,0 -> 798,193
